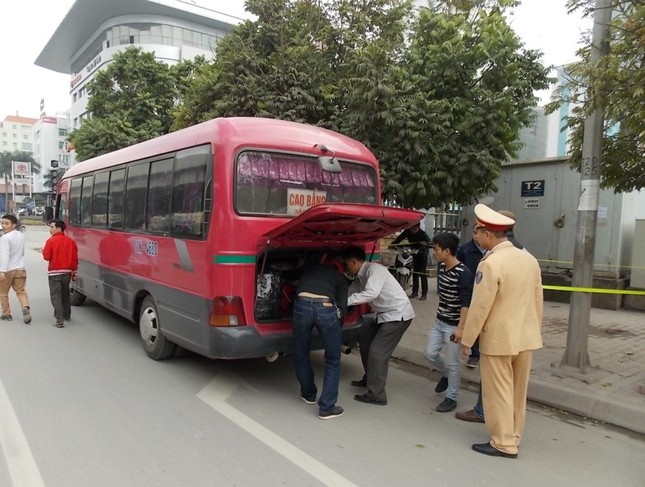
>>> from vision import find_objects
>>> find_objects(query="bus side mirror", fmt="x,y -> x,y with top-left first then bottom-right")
43,207 -> 54,223
318,155 -> 342,173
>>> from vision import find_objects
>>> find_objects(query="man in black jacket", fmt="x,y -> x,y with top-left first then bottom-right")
391,222 -> 432,300
292,256 -> 348,420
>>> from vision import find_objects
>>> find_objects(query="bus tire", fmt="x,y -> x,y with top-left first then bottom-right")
139,296 -> 176,360
69,287 -> 86,306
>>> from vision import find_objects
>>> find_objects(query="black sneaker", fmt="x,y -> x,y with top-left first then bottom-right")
435,376 -> 448,393
318,406 -> 344,420
466,356 -> 479,368
1,314 -> 12,321
350,378 -> 367,388
436,398 -> 457,412
300,395 -> 316,405
22,307 -> 31,324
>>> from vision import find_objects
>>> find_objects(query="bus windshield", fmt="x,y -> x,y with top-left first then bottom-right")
235,150 -> 378,216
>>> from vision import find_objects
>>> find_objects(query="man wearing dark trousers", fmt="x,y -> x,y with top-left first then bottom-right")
391,222 -> 431,300
292,256 -> 348,420
42,220 -> 78,328
344,246 -> 415,406
456,223 -> 486,368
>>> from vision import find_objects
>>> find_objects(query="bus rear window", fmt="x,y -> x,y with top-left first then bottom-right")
235,151 -> 377,216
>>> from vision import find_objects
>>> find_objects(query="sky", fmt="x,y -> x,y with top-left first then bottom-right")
0,0 -> 591,120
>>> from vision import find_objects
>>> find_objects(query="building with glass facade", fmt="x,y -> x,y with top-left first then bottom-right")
35,0 -> 240,135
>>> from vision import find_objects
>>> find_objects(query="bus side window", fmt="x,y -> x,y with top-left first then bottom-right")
171,146 -> 209,238
69,178 -> 82,225
147,159 -> 173,233
108,168 -> 125,229
124,163 -> 149,231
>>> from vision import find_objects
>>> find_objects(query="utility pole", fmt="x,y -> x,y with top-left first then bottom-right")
561,0 -> 613,371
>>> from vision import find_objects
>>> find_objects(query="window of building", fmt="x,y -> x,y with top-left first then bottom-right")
58,128 -> 67,137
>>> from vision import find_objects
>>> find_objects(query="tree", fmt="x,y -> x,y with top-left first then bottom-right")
174,0 -> 340,128
334,0 -> 550,207
43,169 -> 62,193
69,47 -> 194,161
546,0 -> 645,192
176,0 -> 549,208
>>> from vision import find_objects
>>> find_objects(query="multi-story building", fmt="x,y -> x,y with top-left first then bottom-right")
35,0 -> 240,160
32,114 -> 71,193
511,107 -> 548,162
0,115 -> 37,155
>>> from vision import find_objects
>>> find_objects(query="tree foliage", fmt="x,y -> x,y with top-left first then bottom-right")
69,47 -> 202,161
176,0 -> 548,207
545,0 -> 645,192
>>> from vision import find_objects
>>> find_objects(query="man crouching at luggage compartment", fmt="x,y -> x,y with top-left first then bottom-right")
292,255 -> 348,420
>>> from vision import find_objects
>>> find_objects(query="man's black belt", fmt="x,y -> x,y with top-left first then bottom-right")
297,296 -> 333,303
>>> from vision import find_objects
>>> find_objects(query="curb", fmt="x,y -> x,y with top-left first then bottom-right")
392,345 -> 645,436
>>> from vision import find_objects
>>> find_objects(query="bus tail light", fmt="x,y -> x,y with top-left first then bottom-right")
209,297 -> 247,327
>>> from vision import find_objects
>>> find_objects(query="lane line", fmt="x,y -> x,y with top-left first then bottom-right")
197,375 -> 357,487
0,379 -> 45,487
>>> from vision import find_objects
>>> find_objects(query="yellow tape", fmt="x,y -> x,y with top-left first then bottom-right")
542,285 -> 645,295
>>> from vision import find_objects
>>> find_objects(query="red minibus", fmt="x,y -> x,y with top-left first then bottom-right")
46,118 -> 423,360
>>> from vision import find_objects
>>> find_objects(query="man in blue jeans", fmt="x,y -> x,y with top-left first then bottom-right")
292,256 -> 348,420
425,233 -> 473,412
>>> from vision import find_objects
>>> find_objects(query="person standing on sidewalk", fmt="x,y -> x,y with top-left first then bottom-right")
345,246 -> 414,406
0,214 -> 32,324
390,222 -> 432,300
455,209 -> 525,424
42,219 -> 78,328
459,204 -> 542,459
425,232 -> 473,412
292,255 -> 348,420
456,222 -> 487,369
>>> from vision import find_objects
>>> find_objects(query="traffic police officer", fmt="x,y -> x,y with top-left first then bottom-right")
458,204 -> 543,459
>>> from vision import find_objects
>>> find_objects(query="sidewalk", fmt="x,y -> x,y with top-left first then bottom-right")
392,278 -> 645,435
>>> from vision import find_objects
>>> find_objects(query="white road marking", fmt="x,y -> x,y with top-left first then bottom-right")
0,379 -> 45,487
197,374 -> 357,487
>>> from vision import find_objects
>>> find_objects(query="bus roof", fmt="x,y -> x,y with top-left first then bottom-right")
63,117 -> 377,179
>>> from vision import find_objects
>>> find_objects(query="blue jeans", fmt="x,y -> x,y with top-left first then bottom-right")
424,319 -> 461,401
292,299 -> 342,413
473,384 -> 485,420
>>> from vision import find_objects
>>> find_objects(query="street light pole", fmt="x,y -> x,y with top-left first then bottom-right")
560,0 -> 613,371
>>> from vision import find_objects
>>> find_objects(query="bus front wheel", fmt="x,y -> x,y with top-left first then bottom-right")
139,296 -> 176,360
70,287 -> 86,306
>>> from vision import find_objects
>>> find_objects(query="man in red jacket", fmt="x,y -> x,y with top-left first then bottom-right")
42,220 -> 78,328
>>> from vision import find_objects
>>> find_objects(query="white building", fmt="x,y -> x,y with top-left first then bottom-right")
0,115 -> 37,155
32,115 -> 71,193
35,0 -> 240,156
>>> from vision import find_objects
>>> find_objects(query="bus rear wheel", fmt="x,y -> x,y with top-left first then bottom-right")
70,287 -> 86,306
139,296 -> 176,360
